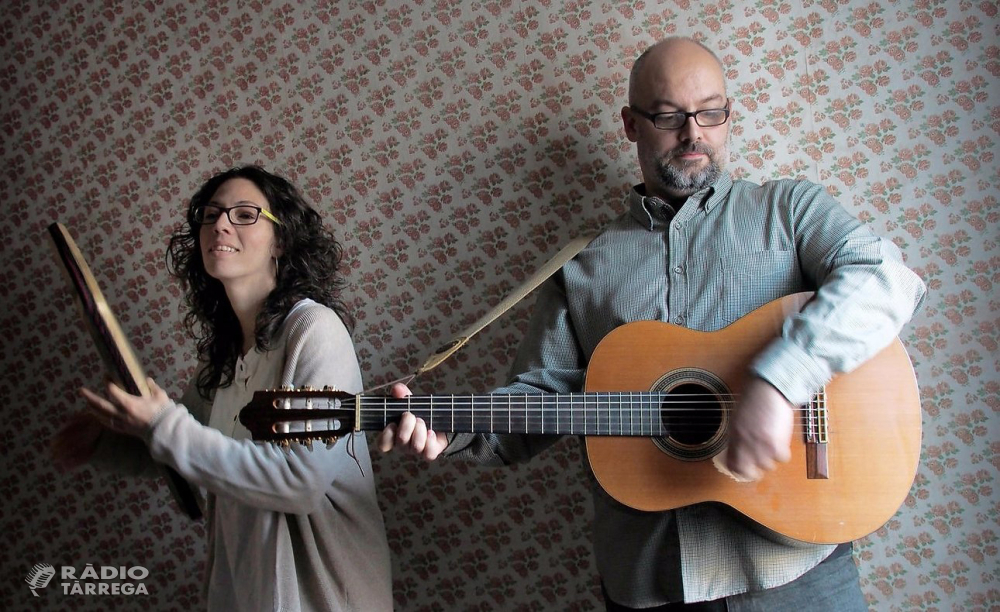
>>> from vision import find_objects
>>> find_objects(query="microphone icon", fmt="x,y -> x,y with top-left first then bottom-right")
25,563 -> 56,596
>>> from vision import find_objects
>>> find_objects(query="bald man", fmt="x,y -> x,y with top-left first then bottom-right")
380,37 -> 924,610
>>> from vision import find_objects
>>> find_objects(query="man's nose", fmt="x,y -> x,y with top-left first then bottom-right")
677,115 -> 703,142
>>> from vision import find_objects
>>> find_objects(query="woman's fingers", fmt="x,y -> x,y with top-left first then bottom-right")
79,378 -> 168,437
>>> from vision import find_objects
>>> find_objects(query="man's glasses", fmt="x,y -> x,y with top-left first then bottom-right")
192,204 -> 281,226
630,103 -> 731,130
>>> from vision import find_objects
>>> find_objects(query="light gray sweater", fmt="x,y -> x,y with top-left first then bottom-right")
110,299 -> 391,610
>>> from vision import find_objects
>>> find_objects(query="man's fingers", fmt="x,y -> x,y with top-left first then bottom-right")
774,444 -> 791,464
389,383 -> 412,399
376,423 -> 398,453
410,420 -> 427,453
394,412 -> 416,446
422,431 -> 447,461
379,411 -> 443,459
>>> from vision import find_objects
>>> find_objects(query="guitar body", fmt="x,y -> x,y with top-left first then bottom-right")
584,293 -> 922,544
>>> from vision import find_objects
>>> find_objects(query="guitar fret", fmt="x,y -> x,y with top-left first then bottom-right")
637,394 -> 642,436
628,393 -> 633,435
618,393 -> 623,435
598,394 -> 604,435
645,394 -> 650,436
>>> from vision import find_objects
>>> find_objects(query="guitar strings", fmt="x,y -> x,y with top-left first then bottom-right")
259,393 -> 830,435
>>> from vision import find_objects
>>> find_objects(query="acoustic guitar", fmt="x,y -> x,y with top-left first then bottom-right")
48,222 -> 203,520
238,293 -> 921,543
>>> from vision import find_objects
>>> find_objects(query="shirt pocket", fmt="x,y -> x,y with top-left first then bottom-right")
719,250 -> 801,325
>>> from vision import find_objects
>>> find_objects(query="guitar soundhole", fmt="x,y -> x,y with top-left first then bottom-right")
661,382 -> 722,445
650,369 -> 730,461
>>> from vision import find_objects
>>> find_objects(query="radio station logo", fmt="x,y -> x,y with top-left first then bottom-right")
24,563 -> 149,596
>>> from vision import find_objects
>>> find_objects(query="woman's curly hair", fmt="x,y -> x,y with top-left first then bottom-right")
167,165 -> 352,399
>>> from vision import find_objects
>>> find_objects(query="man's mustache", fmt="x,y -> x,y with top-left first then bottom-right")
666,143 -> 715,160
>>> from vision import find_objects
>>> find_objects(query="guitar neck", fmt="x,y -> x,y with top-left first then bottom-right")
354,392 -> 669,436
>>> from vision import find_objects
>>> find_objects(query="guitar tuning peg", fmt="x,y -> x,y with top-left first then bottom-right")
325,436 -> 337,448
322,385 -> 338,391
304,438 -> 314,451
281,385 -> 294,391
302,386 -> 316,392
277,439 -> 290,449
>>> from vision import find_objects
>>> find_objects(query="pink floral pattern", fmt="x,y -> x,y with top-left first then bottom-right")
1,1 -> 997,609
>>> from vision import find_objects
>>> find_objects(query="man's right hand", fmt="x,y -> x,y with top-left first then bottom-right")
375,383 -> 449,460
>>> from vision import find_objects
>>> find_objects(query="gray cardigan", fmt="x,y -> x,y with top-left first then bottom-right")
102,299 -> 392,611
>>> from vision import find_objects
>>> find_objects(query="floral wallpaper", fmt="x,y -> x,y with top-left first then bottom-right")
1,0 -> 997,610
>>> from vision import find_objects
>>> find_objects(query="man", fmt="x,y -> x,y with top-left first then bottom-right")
378,37 -> 925,610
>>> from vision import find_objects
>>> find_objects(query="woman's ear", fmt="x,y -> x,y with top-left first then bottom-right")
271,231 -> 285,260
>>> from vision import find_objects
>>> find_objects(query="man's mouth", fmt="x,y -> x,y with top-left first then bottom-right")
671,145 -> 712,160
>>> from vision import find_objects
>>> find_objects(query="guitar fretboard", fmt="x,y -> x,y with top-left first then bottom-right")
354,392 -> 708,436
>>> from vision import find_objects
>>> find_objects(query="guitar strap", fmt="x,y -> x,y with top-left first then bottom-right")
365,233 -> 596,393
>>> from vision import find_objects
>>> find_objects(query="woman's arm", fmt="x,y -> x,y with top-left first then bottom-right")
141,303 -> 364,514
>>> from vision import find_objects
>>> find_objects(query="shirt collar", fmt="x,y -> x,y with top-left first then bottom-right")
627,172 -> 733,230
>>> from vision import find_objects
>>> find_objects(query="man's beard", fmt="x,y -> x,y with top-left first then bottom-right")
655,143 -> 724,194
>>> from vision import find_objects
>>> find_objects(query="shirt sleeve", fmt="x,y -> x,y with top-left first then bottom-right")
446,273 -> 583,464
750,181 -> 926,405
144,303 -> 365,515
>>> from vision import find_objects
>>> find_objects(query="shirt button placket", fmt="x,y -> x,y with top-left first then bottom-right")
669,220 -> 686,326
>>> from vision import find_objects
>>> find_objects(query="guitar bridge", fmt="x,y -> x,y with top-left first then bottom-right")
805,387 -> 829,479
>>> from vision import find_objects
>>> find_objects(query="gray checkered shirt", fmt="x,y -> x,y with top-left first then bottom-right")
446,172 -> 925,605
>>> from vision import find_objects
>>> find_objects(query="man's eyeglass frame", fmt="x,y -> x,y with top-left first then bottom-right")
629,102 -> 732,130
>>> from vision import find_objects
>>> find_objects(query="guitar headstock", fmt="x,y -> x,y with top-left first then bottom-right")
238,386 -> 358,447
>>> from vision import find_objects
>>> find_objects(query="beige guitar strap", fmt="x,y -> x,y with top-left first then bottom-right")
365,233 -> 595,393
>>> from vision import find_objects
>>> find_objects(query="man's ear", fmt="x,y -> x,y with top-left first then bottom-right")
621,106 -> 640,143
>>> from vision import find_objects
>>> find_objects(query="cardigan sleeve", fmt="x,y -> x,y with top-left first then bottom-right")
144,302 -> 365,515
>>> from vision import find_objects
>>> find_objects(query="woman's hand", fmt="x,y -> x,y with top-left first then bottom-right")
79,377 -> 171,439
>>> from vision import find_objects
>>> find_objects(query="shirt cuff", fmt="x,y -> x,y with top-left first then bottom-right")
749,338 -> 831,406
442,432 -> 475,456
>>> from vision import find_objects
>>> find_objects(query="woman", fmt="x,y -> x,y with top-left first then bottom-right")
52,165 -> 393,611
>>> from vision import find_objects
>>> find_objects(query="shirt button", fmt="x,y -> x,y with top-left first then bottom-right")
673,265 -> 683,274
673,221 -> 683,230
675,315 -> 685,324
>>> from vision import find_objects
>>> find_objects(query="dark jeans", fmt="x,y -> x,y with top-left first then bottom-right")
604,544 -> 867,612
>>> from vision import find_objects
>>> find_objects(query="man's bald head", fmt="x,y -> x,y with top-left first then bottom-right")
628,37 -> 726,107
